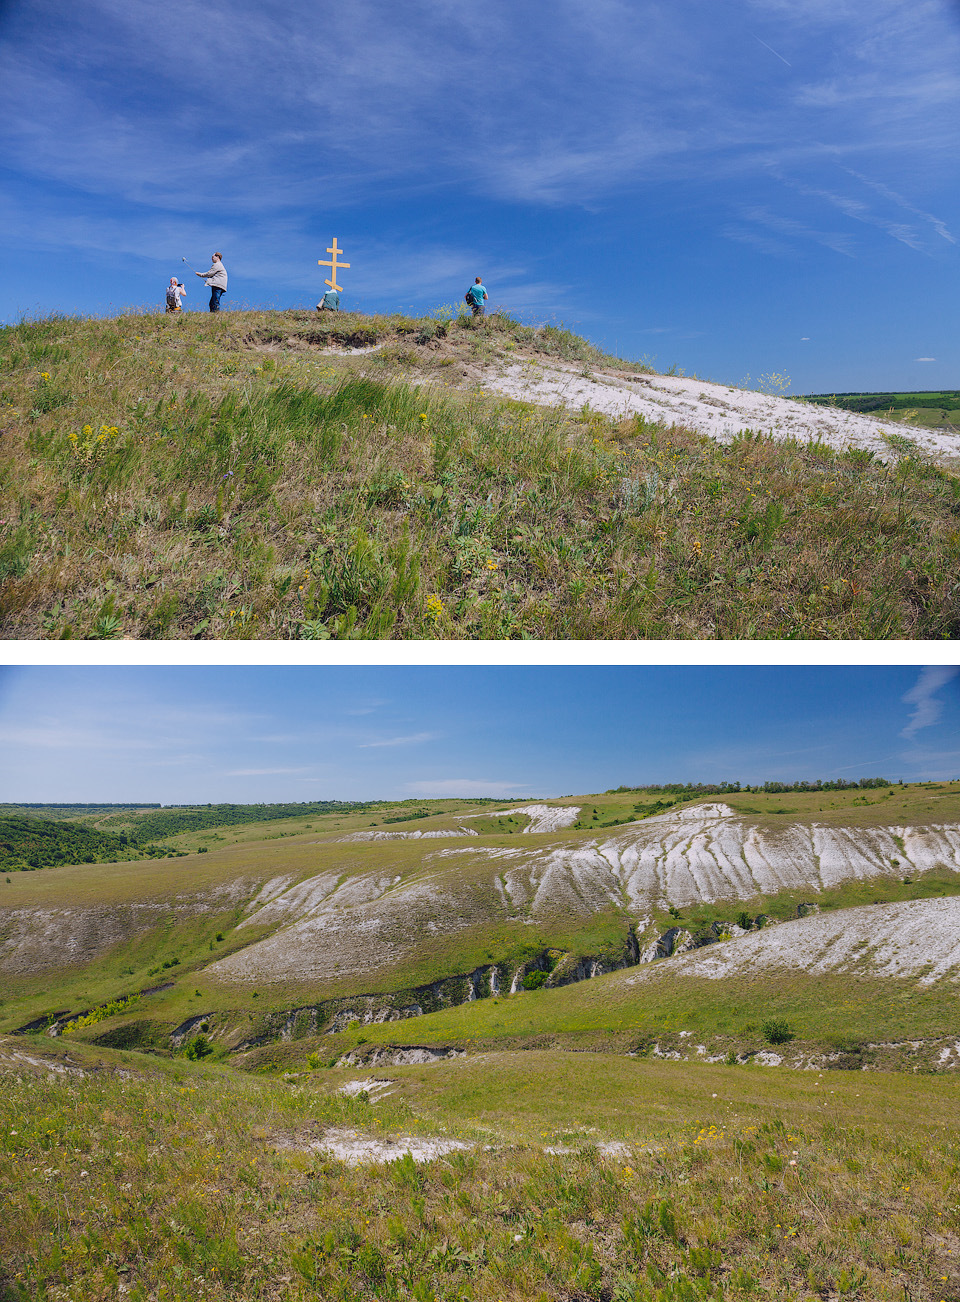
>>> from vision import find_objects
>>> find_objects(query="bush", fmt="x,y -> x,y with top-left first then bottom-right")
760,1018 -> 795,1045
523,970 -> 548,990
184,1034 -> 212,1060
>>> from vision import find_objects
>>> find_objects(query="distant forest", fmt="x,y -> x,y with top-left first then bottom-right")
0,815 -> 168,872
0,803 -> 161,821
105,801 -> 370,844
802,390 -> 960,415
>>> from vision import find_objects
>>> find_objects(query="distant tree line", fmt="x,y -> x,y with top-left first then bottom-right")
0,803 -> 162,821
115,801 -> 370,843
804,392 -> 960,414
608,779 -> 893,796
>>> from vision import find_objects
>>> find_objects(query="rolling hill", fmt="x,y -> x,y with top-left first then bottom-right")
3,309 -> 960,639
3,783 -> 960,1064
6,785 -> 960,1302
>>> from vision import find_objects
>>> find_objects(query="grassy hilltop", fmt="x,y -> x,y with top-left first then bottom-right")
4,787 -> 960,1301
2,309 -> 960,639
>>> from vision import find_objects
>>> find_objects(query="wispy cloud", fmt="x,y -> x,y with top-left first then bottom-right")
3,0 -> 957,218
901,667 -> 960,739
222,767 -> 317,777
357,732 -> 441,750
0,722 -> 158,751
403,778 -> 531,797
737,205 -> 856,257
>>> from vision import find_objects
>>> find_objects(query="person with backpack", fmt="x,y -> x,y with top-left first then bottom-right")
465,277 -> 488,317
165,277 -> 187,313
196,252 -> 228,311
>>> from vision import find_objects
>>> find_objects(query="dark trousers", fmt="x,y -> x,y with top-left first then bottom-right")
209,286 -> 225,312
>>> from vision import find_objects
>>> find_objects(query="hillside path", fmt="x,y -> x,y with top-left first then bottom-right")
476,358 -> 960,464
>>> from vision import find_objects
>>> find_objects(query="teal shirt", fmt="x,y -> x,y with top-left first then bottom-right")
467,283 -> 487,305
320,290 -> 340,310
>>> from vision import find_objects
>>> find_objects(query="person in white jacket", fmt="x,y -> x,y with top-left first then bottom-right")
196,253 -> 228,311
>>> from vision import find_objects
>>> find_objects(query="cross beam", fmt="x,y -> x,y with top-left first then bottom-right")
318,237 -> 351,292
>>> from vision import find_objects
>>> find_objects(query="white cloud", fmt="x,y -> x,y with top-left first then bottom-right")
3,0 -> 958,217
915,357 -> 936,362
357,732 -> 441,749
901,667 -> 960,739
0,722 -> 157,751
403,778 -> 531,796
222,767 -> 316,776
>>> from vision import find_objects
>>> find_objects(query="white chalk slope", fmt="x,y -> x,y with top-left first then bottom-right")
626,895 -> 960,988
479,359 -> 960,463
206,803 -> 960,984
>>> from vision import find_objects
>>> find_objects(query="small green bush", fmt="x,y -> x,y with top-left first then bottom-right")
522,970 -> 548,991
760,1018 -> 795,1045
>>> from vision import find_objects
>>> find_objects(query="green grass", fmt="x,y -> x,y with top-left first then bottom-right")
311,962 -> 960,1062
3,1038 -> 960,1301
3,310 -> 960,638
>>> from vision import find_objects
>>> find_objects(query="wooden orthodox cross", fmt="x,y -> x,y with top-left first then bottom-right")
318,237 -> 351,292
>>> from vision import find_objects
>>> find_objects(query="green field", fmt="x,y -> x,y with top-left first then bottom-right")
803,389 -> 960,431
4,789 -> 960,1300
3,310 -> 960,639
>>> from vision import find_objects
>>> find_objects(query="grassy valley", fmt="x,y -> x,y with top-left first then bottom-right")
4,787 -> 960,1301
3,310 -> 960,639
3,1021 -> 960,1302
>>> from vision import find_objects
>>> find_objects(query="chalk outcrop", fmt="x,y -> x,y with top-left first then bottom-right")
206,804 -> 960,986
625,895 -> 960,988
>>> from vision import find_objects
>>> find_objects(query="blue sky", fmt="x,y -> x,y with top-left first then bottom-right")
2,0 -> 959,392
0,666 -> 957,802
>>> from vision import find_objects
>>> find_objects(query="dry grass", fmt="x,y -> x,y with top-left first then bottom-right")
2,310 -> 960,638
3,1041 -> 960,1302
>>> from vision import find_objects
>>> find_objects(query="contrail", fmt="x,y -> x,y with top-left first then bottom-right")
753,34 -> 791,66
